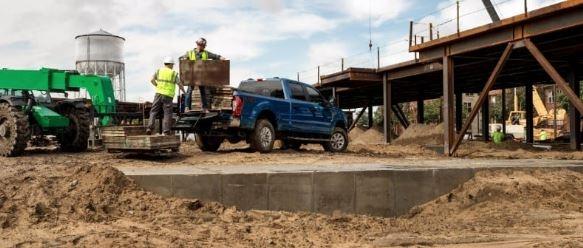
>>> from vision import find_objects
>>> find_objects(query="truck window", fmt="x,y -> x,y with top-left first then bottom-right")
306,87 -> 325,104
239,80 -> 285,99
289,83 -> 307,101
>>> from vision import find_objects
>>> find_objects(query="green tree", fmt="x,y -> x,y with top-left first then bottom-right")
424,98 -> 442,124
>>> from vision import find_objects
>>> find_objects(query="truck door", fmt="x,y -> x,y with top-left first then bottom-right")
305,86 -> 333,135
288,82 -> 312,134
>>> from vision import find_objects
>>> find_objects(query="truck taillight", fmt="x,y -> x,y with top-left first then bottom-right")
233,96 -> 243,117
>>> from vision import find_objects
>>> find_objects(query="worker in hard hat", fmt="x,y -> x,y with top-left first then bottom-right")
180,37 -> 226,113
146,56 -> 183,135
491,125 -> 504,144
539,129 -> 549,142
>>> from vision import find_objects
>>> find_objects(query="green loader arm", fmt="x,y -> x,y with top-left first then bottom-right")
0,68 -> 117,126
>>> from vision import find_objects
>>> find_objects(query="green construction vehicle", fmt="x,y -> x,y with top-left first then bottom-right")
0,68 -> 116,156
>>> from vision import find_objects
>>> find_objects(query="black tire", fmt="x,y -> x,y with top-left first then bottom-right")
0,103 -> 31,157
56,107 -> 90,152
322,127 -> 348,152
195,133 -> 223,152
251,119 -> 275,153
281,140 -> 301,151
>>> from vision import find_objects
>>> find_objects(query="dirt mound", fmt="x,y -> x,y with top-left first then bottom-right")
350,126 -> 385,145
393,123 -> 443,146
348,126 -> 366,141
373,168 -> 583,246
0,163 -> 391,247
0,164 -> 205,228
400,168 -> 583,238
456,141 -> 583,159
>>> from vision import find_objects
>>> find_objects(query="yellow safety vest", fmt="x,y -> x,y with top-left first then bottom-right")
187,50 -> 208,61
155,67 -> 177,97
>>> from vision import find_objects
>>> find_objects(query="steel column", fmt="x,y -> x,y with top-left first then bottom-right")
568,63 -> 581,150
450,42 -> 514,155
417,87 -> 424,123
525,85 -> 534,143
482,98 -> 490,141
383,74 -> 392,143
501,89 -> 507,134
455,91 -> 463,132
443,56 -> 455,154
417,97 -> 424,124
368,104 -> 373,129
332,87 -> 339,107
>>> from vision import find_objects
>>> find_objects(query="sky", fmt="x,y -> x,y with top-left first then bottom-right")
0,0 -> 564,102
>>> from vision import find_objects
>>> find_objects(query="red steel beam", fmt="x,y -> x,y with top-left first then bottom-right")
524,39 -> 583,115
450,42 -> 515,155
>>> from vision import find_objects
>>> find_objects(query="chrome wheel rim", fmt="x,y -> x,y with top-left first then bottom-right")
330,132 -> 345,150
260,127 -> 272,148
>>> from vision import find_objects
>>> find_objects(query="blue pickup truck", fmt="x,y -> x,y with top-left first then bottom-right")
174,78 -> 349,153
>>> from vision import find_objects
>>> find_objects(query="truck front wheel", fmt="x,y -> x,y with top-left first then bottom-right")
322,127 -> 348,152
251,119 -> 275,153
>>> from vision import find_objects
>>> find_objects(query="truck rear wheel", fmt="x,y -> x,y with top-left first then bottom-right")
0,103 -> 31,157
251,119 -> 275,153
195,134 -> 223,152
57,107 -> 90,152
322,127 -> 348,152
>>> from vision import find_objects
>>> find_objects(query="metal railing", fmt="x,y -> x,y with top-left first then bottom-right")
294,0 -> 566,85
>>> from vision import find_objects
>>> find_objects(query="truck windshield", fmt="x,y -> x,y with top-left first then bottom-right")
239,80 -> 285,99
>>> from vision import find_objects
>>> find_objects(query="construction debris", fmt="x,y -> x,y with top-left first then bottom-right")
191,86 -> 234,112
102,126 -> 180,153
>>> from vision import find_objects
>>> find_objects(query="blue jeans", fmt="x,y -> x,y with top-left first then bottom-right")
185,86 -> 209,109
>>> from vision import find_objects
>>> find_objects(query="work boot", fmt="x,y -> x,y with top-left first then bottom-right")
145,129 -> 152,135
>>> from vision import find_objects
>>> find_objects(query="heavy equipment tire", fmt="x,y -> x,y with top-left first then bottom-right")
251,119 -> 275,153
57,107 -> 90,152
281,140 -> 301,150
195,133 -> 223,152
0,103 -> 31,157
322,127 -> 348,152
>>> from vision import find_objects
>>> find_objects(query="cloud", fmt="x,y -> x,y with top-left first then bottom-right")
0,0 -> 339,101
308,41 -> 350,67
341,0 -> 412,26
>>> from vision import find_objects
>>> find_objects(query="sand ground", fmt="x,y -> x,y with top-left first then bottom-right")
0,141 -> 582,247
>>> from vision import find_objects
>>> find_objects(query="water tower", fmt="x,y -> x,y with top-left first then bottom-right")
75,29 -> 126,101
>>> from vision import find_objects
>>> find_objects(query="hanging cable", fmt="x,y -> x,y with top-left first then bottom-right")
368,0 -> 373,51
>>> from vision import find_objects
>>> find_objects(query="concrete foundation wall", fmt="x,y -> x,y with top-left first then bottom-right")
128,168 -> 476,217
127,165 -> 583,217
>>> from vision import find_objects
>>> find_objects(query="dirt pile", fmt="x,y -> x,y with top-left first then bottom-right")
410,169 -> 583,220
456,140 -> 583,159
350,126 -> 385,145
348,126 -> 366,141
1,160 -> 582,247
374,168 -> 583,246
393,123 -> 444,146
0,163 -> 391,247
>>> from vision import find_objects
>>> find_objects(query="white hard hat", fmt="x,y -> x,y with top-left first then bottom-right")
163,56 -> 175,64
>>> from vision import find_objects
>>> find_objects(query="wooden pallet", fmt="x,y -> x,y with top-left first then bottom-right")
101,126 -> 180,153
